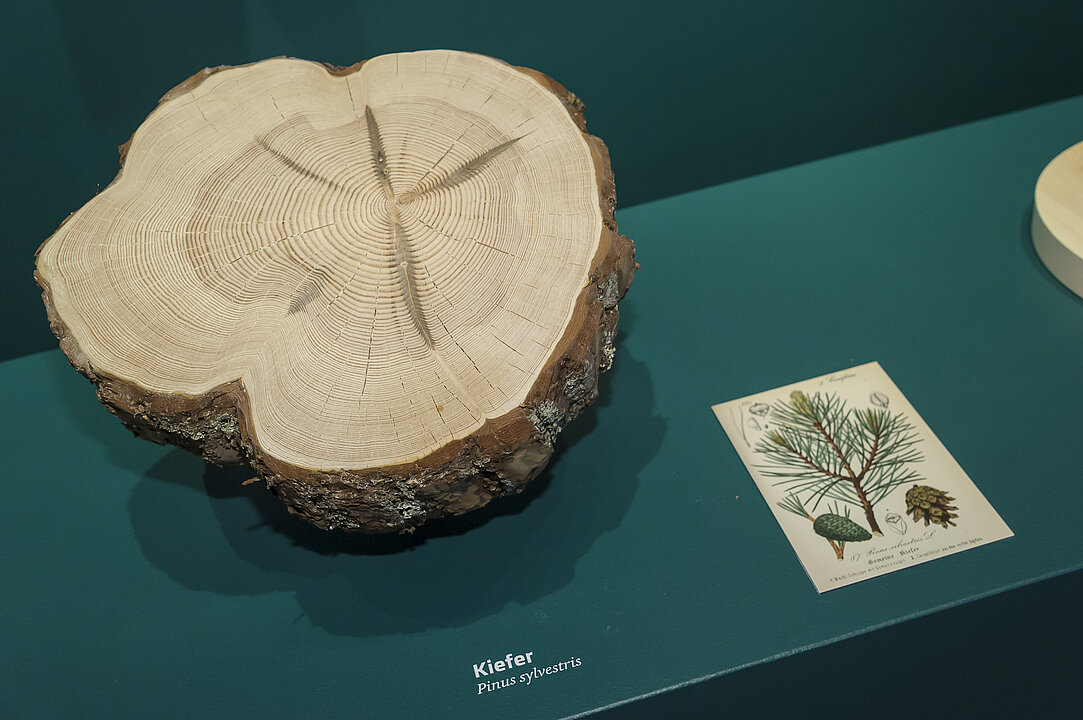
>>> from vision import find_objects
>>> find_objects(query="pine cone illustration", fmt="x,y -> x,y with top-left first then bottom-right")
905,484 -> 958,528
813,513 -> 872,543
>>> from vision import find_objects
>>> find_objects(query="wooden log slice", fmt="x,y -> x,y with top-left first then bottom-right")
35,50 -> 636,532
1033,139 -> 1083,299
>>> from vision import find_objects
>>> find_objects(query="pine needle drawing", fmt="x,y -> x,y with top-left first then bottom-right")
757,390 -> 925,537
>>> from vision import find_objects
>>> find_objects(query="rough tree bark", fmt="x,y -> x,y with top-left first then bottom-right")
35,51 -> 636,533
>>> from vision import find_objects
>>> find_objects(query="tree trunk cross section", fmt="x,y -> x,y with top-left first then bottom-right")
35,51 -> 636,532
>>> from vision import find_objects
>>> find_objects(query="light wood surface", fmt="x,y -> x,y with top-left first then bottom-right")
1033,139 -> 1083,298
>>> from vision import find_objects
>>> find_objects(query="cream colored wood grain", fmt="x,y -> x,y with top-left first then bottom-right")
36,51 -> 602,469
1033,139 -> 1083,298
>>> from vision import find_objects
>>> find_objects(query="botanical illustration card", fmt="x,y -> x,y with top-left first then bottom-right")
712,362 -> 1013,593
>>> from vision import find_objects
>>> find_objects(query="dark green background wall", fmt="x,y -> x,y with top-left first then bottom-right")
5,0 -> 1083,360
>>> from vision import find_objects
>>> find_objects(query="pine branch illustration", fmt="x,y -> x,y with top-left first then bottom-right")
756,390 -> 925,536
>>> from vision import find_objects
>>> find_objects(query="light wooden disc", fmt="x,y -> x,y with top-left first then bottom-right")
1033,139 -> 1083,299
37,51 -> 605,470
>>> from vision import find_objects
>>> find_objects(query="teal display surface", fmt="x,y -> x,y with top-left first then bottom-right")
4,96 -> 1083,719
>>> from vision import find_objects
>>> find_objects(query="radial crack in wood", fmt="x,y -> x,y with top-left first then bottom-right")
255,133 -> 342,189
34,50 -> 636,533
364,105 -> 396,200
407,135 -> 525,199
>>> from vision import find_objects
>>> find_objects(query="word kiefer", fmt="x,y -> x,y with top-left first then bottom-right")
474,652 -> 534,679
